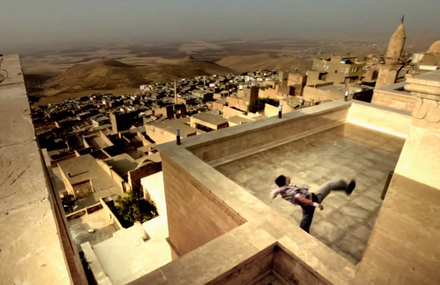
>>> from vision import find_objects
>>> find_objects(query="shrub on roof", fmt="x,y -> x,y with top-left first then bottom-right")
116,190 -> 158,224
248,97 -> 279,113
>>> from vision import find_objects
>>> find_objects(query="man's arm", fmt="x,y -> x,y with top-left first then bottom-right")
270,189 -> 282,199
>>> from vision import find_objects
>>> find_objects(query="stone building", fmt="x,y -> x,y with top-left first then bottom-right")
311,55 -> 367,84
3,54 -> 440,285
376,18 -> 407,88
412,40 -> 440,72
110,110 -> 140,134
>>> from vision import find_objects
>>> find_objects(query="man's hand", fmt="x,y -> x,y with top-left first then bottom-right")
312,202 -> 324,210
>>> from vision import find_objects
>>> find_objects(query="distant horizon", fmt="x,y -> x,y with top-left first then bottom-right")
1,0 -> 439,54
3,35 -> 437,55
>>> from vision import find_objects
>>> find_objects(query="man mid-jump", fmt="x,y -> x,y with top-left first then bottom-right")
270,175 -> 356,233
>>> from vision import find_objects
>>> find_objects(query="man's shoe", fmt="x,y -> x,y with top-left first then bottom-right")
347,180 -> 356,195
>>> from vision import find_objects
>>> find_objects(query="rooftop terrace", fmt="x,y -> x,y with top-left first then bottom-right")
215,123 -> 405,264
131,98 -> 416,285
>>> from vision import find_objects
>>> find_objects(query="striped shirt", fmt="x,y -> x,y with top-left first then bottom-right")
270,184 -> 309,206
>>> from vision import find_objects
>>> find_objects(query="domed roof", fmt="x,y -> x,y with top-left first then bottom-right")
427,41 -> 440,54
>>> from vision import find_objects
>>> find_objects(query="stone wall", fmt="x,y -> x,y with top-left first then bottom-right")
303,86 -> 343,101
72,180 -> 93,199
212,101 -> 226,110
188,102 -> 349,163
347,101 -> 412,138
128,162 -> 162,191
50,152 -> 78,168
371,89 -> 415,112
161,152 -> 246,257
376,65 -> 403,88
223,105 -> 246,119
42,150 -> 88,284
97,159 -> 125,192
354,173 -> 440,285
100,198 -> 124,230
0,54 -> 80,284
264,103 -> 295,117
259,87 -> 279,99
145,125 -> 177,145
273,247 -> 328,285
353,70 -> 440,285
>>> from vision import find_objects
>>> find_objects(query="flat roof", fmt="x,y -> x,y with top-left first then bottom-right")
192,112 -> 228,126
103,153 -> 138,175
215,123 -> 405,264
228,116 -> 252,124
319,85 -> 348,91
58,154 -> 122,192
375,81 -> 411,96
148,120 -> 197,137
407,69 -> 440,86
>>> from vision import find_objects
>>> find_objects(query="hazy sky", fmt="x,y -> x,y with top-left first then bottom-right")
1,0 -> 439,49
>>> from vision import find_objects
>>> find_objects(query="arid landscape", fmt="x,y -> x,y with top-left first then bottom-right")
21,38 -> 432,105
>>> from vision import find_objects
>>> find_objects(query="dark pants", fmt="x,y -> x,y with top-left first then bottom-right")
300,193 -> 319,233
299,179 -> 350,233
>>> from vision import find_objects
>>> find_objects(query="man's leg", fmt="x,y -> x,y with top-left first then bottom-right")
299,194 -> 319,233
300,205 -> 315,233
314,179 -> 356,203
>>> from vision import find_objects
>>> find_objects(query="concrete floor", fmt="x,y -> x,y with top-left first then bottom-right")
216,123 -> 405,265
68,210 -> 116,248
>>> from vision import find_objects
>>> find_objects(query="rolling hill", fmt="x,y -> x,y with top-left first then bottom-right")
216,53 -> 313,73
37,58 -> 233,96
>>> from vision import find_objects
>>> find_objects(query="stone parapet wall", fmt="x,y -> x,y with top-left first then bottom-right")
303,86 -> 343,101
353,69 -> 440,285
160,152 -> 246,257
129,222 -> 355,285
347,101 -> 412,138
371,89 -> 415,112
0,54 -> 85,284
187,101 -> 350,163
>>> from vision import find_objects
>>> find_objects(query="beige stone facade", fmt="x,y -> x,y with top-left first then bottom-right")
372,81 -> 416,111
352,70 -> 440,285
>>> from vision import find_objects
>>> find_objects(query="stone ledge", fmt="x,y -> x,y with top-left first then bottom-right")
0,200 -> 70,285
0,95 -> 35,147
178,100 -> 351,150
209,119 -> 345,167
0,54 -> 72,285
0,141 -> 50,213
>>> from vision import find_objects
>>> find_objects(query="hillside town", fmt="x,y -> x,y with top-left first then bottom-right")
2,14 -> 440,285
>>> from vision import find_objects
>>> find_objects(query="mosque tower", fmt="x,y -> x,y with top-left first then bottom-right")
385,15 -> 407,63
376,16 -> 407,88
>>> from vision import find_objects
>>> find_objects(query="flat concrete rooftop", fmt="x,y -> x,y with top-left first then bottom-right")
216,123 -> 405,264
68,209 -> 117,247
58,154 -> 122,193
104,153 -> 139,176
148,119 -> 197,137
192,112 -> 228,125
